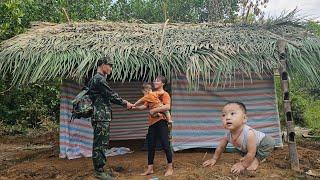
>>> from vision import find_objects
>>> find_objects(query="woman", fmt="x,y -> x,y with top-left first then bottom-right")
134,75 -> 173,176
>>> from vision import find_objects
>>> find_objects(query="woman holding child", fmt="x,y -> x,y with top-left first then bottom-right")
133,75 -> 173,176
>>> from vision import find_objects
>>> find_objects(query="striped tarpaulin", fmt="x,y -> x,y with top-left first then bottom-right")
59,80 -> 148,159
171,74 -> 283,151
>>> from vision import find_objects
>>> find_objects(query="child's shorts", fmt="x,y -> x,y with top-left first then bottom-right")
237,135 -> 275,161
256,136 -> 275,161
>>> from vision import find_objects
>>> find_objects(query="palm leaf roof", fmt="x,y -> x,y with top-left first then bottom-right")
1,17 -> 320,88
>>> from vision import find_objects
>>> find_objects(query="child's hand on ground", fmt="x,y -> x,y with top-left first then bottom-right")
231,162 -> 245,174
240,157 -> 245,162
202,158 -> 217,167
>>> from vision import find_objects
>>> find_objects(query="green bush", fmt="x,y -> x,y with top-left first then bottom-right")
303,100 -> 320,130
0,78 -> 61,135
275,76 -> 320,132
290,91 -> 310,127
307,21 -> 320,36
0,0 -> 26,40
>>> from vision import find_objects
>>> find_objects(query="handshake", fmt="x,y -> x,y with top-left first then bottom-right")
123,100 -> 138,110
124,100 -> 155,114
126,102 -> 135,110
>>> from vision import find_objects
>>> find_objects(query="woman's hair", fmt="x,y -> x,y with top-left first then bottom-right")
224,101 -> 247,114
156,75 -> 167,85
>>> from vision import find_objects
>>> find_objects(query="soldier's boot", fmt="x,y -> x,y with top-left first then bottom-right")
94,170 -> 114,180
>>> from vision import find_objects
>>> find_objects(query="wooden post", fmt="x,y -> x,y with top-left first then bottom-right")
277,39 -> 300,171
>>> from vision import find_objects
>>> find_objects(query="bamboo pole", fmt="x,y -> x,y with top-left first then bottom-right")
62,8 -> 71,25
277,39 -> 300,171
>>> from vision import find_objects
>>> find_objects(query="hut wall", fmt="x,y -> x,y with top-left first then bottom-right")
59,80 -> 148,159
59,74 -> 284,158
171,74 -> 283,151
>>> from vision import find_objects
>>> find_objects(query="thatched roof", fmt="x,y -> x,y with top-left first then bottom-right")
1,17 -> 320,88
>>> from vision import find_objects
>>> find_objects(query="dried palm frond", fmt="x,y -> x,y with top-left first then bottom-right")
0,14 -> 319,89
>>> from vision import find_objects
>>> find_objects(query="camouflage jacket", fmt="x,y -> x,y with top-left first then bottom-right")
88,72 -> 127,120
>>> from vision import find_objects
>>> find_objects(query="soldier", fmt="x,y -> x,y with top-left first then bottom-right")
88,56 -> 134,180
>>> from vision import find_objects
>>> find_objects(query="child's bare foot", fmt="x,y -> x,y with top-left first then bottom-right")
167,116 -> 173,123
140,165 -> 154,176
164,164 -> 173,176
246,158 -> 259,171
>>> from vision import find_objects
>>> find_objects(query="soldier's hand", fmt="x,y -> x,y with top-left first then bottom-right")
126,102 -> 134,109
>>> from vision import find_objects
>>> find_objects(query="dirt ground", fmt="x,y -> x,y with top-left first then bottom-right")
1,132 -> 320,180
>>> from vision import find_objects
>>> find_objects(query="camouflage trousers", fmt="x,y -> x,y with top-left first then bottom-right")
91,111 -> 111,172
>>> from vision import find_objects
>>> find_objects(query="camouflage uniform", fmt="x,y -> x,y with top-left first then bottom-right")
88,72 -> 127,172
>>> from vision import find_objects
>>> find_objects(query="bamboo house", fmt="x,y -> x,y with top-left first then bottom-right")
1,16 -> 320,170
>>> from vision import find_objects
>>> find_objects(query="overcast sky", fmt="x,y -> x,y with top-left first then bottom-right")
264,0 -> 320,21
111,0 -> 320,21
